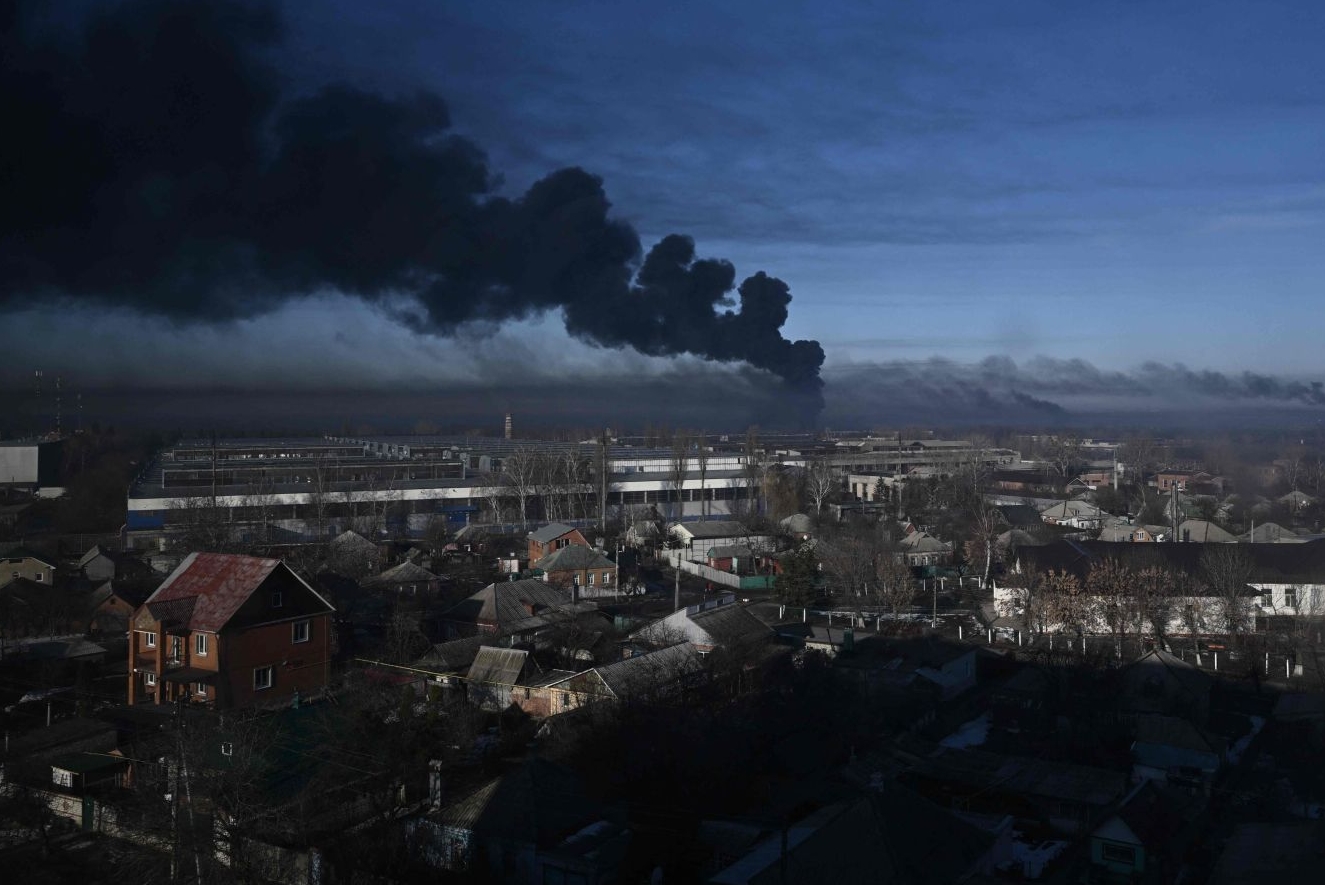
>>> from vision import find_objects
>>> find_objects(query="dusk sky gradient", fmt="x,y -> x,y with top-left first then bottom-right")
5,0 -> 1325,428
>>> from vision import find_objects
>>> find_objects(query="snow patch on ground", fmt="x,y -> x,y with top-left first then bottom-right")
1227,715 -> 1265,764
940,712 -> 990,749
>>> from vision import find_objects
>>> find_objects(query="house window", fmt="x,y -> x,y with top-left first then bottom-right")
34,572 -> 43,582
221,741 -> 233,757
587,572 -> 595,586
253,666 -> 273,691
195,682 -> 208,697
195,634 -> 208,656
1286,588 -> 1297,608
1101,842 -> 1136,865
144,631 -> 157,649
292,620 -> 310,644
144,672 -> 157,687
603,572 -> 611,585
170,636 -> 182,662
52,769 -> 74,789
271,591 -> 283,609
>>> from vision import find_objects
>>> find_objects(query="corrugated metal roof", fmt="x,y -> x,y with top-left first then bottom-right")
142,552 -> 281,633
467,646 -> 530,686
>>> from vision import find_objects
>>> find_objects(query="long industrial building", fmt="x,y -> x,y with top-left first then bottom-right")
125,435 -> 759,550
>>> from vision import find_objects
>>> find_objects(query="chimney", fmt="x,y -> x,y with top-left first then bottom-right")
504,412 -> 513,440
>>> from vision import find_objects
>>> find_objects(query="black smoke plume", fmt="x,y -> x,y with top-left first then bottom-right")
0,1 -> 824,406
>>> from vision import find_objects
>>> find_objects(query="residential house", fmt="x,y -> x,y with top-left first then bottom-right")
527,522 -> 588,563
548,642 -> 706,712
990,665 -> 1056,734
1039,500 -> 1105,530
1278,490 -> 1316,511
533,544 -> 618,597
0,545 -> 56,588
128,552 -> 335,709
85,580 -> 151,637
438,578 -> 591,641
1130,714 -> 1226,789
77,545 -> 150,584
1088,781 -> 1200,884
1097,518 -> 1160,543
418,757 -> 628,884
455,642 -> 587,718
362,560 -> 442,596
1156,469 -> 1223,495
705,544 -> 755,573
327,530 -> 381,576
1175,519 -> 1236,543
1241,522 -> 1301,543
900,745 -> 1128,835
834,635 -> 977,702
631,595 -> 773,655
669,520 -> 771,561
1117,649 -> 1213,726
897,531 -> 953,567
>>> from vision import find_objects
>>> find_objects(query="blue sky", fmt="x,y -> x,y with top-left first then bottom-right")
282,0 -> 1325,373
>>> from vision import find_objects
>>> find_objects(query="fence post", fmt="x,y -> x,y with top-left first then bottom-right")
779,604 -> 785,620
987,628 -> 993,644
1265,651 -> 1270,675
958,624 -> 963,640
802,608 -> 808,623
1214,652 -> 1219,671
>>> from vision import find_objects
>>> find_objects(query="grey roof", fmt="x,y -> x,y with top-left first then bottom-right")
706,544 -> 754,560
594,643 -> 704,699
674,519 -> 750,539
534,544 -> 616,572
467,646 -> 531,686
417,635 -> 492,671
442,578 -> 573,630
780,513 -> 814,533
528,522 -> 578,544
1177,519 -> 1237,543
689,603 -> 774,646
363,560 -> 439,586
330,530 -> 377,552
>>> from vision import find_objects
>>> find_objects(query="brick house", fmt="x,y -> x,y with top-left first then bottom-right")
128,553 -> 334,710
527,523 -> 589,563
532,544 -> 618,596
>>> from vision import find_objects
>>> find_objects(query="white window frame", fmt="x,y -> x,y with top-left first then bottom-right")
253,666 -> 273,691
194,682 -> 207,696
292,620 -> 310,644
144,672 -> 157,687
271,591 -> 283,609
34,572 -> 43,582
144,631 -> 157,649
195,633 -> 208,656
587,572 -> 595,586
52,769 -> 74,788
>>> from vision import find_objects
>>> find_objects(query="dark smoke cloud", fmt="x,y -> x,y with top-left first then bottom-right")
824,356 -> 1325,425
0,1 -> 823,401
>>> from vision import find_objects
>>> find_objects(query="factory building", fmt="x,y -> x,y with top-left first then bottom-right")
125,435 -> 759,550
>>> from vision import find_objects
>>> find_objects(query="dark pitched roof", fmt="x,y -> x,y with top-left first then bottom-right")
528,522 -> 578,544
675,519 -> 751,539
996,504 -> 1044,527
688,603 -> 774,646
593,643 -> 703,699
140,552 -> 332,633
438,757 -> 596,845
534,545 -> 615,572
363,560 -> 439,587
442,578 -> 572,629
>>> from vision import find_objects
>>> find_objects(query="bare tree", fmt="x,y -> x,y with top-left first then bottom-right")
1085,558 -> 1137,659
669,432 -> 690,522
1044,434 -> 1083,498
805,457 -> 838,517
1041,569 -> 1089,638
502,448 -> 540,529
695,431 -> 710,518
1200,545 -> 1255,640
873,550 -> 916,625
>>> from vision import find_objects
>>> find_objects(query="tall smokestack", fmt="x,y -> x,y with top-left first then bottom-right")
504,412 -> 512,440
